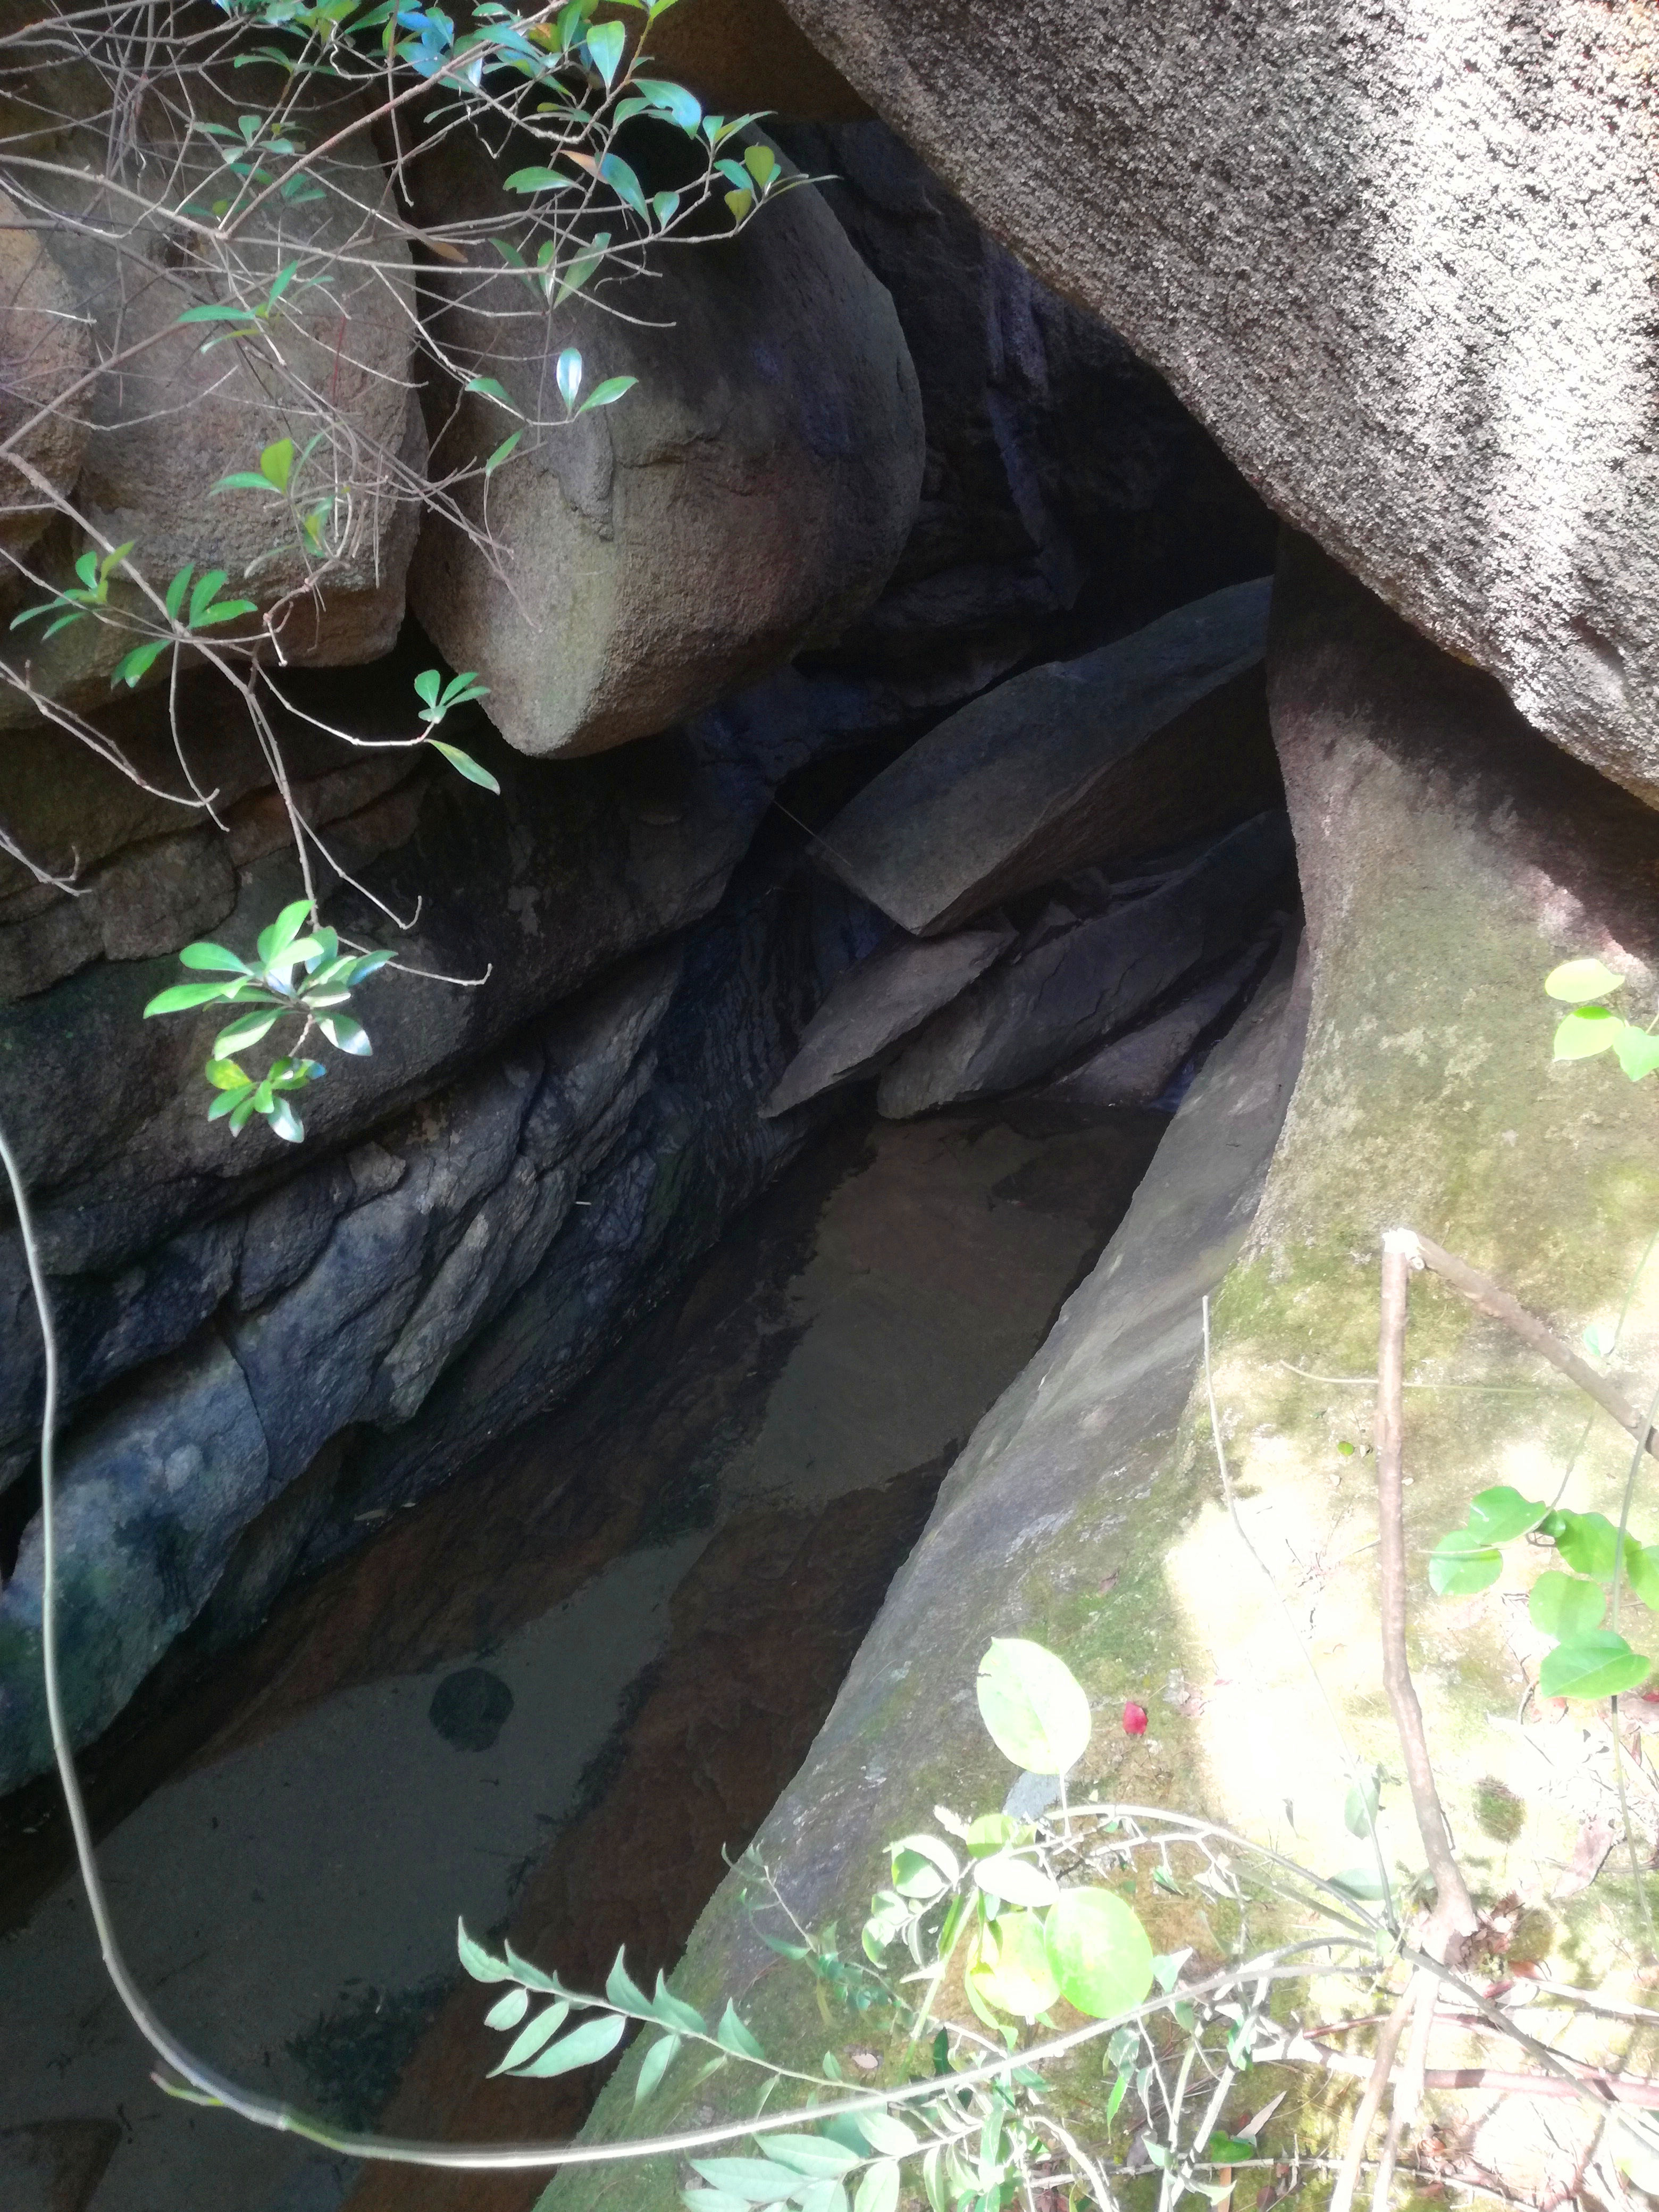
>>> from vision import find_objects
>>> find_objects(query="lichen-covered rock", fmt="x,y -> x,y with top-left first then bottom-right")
408,134 -> 925,758
772,0 -> 1659,809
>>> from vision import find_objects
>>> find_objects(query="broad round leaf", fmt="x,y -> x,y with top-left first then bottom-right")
1545,957 -> 1623,1003
1615,1026 -> 1659,1082
972,1850 -> 1059,1909
1043,1887 -> 1154,2020
975,1639 -> 1092,1774
1467,1486 -> 1548,1543
1554,1510 -> 1621,1579
1554,1007 -> 1621,1060
1627,1544 -> 1659,1612
968,1909 -> 1059,2022
1428,1532 -> 1502,1595
1538,1630 -> 1652,1702
1528,1571 -> 1605,1639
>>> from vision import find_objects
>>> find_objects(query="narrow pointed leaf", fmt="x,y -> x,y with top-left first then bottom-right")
488,1999 -> 572,2076
633,2031 -> 680,2103
509,2009 -> 625,2078
430,739 -> 502,793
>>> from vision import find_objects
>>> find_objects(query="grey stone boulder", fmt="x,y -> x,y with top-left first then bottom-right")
761,922 -> 1013,1115
815,580 -> 1279,936
407,132 -> 925,757
1025,924 -> 1285,1113
0,196 -> 90,555
876,810 -> 1294,1117
774,0 -> 1659,809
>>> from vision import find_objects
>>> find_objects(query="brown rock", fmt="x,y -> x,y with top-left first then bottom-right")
0,198 -> 90,553
815,580 -> 1278,936
0,2118 -> 120,2211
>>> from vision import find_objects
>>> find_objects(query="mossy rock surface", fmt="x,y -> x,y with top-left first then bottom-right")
541,541 -> 1659,2209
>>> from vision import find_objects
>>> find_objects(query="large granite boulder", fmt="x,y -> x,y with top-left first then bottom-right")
769,0 -> 1659,810
408,135 -> 925,758
816,580 -> 1278,934
0,194 -> 90,555
875,810 -> 1294,1116
0,66 -> 420,716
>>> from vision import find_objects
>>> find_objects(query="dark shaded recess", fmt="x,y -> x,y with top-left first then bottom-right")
0,1109 -> 881,1935
772,119 -> 1280,689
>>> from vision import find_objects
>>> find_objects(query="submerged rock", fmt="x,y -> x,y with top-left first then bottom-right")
815,579 -> 1278,936
761,923 -> 1014,1116
876,811 -> 1294,1116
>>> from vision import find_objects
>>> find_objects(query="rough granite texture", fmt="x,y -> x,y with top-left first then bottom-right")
772,0 -> 1659,807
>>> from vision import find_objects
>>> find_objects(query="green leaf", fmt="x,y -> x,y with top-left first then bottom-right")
793,2185 -> 849,2212
1428,1530 -> 1503,1595
965,1813 -> 1020,1857
557,346 -> 583,410
632,75 -> 700,129
266,1094 -> 305,1143
599,149 -> 648,218
605,1948 -> 653,2014
724,186 -> 755,223
488,1999 -> 573,2076
188,570 -> 230,627
584,16 -> 624,83
465,376 -> 515,408
1528,1571 -> 1606,1639
1554,1007 -> 1622,1060
259,437 -> 295,490
191,597 -> 258,629
972,1851 -> 1058,1909
177,301 -> 259,325
503,1941 -> 566,1996
214,1008 -> 280,1055
505,166 -> 576,192
207,1081 -> 256,1121
144,979 -> 240,1016
743,143 -> 778,189
690,2159 -> 801,2201
430,740 -> 502,794
758,2135 -> 860,2179
1545,957 -> 1623,1003
509,2009 -> 625,2077
642,1971 -> 704,2037
164,565 -> 194,618
204,1057 -> 250,1091
484,430 -> 522,476
1554,1511 -> 1623,1579
975,1638 -> 1092,1774
856,2114 -> 917,2157
112,640 -> 167,688
681,2194 -> 754,2212
576,374 -> 638,414
228,1092 -> 259,1134
1343,1768 -> 1381,1838
258,900 -> 313,964
715,2000 -> 765,2062
652,188 -> 681,227
457,1918 -> 516,1983
485,1987 -> 531,2032
1206,2133 -> 1256,2164
1468,1486 -> 1549,1544
1106,2066 -> 1132,2123
852,2164 -> 899,2212
413,668 -> 442,710
1043,1887 -> 1154,2019
968,1909 -> 1059,2023
1614,1026 -> 1659,1082
1328,1866 -> 1390,1900
317,1011 -> 370,1055
633,2031 -> 680,2103
1539,1630 -> 1652,1702
1627,1544 -> 1659,1611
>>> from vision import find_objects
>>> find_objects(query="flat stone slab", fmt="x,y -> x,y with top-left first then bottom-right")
815,579 -> 1278,935
1028,925 -> 1285,1113
876,810 -> 1294,1116
761,923 -> 1015,1116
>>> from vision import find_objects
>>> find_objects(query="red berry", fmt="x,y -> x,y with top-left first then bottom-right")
1123,1700 -> 1149,1736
